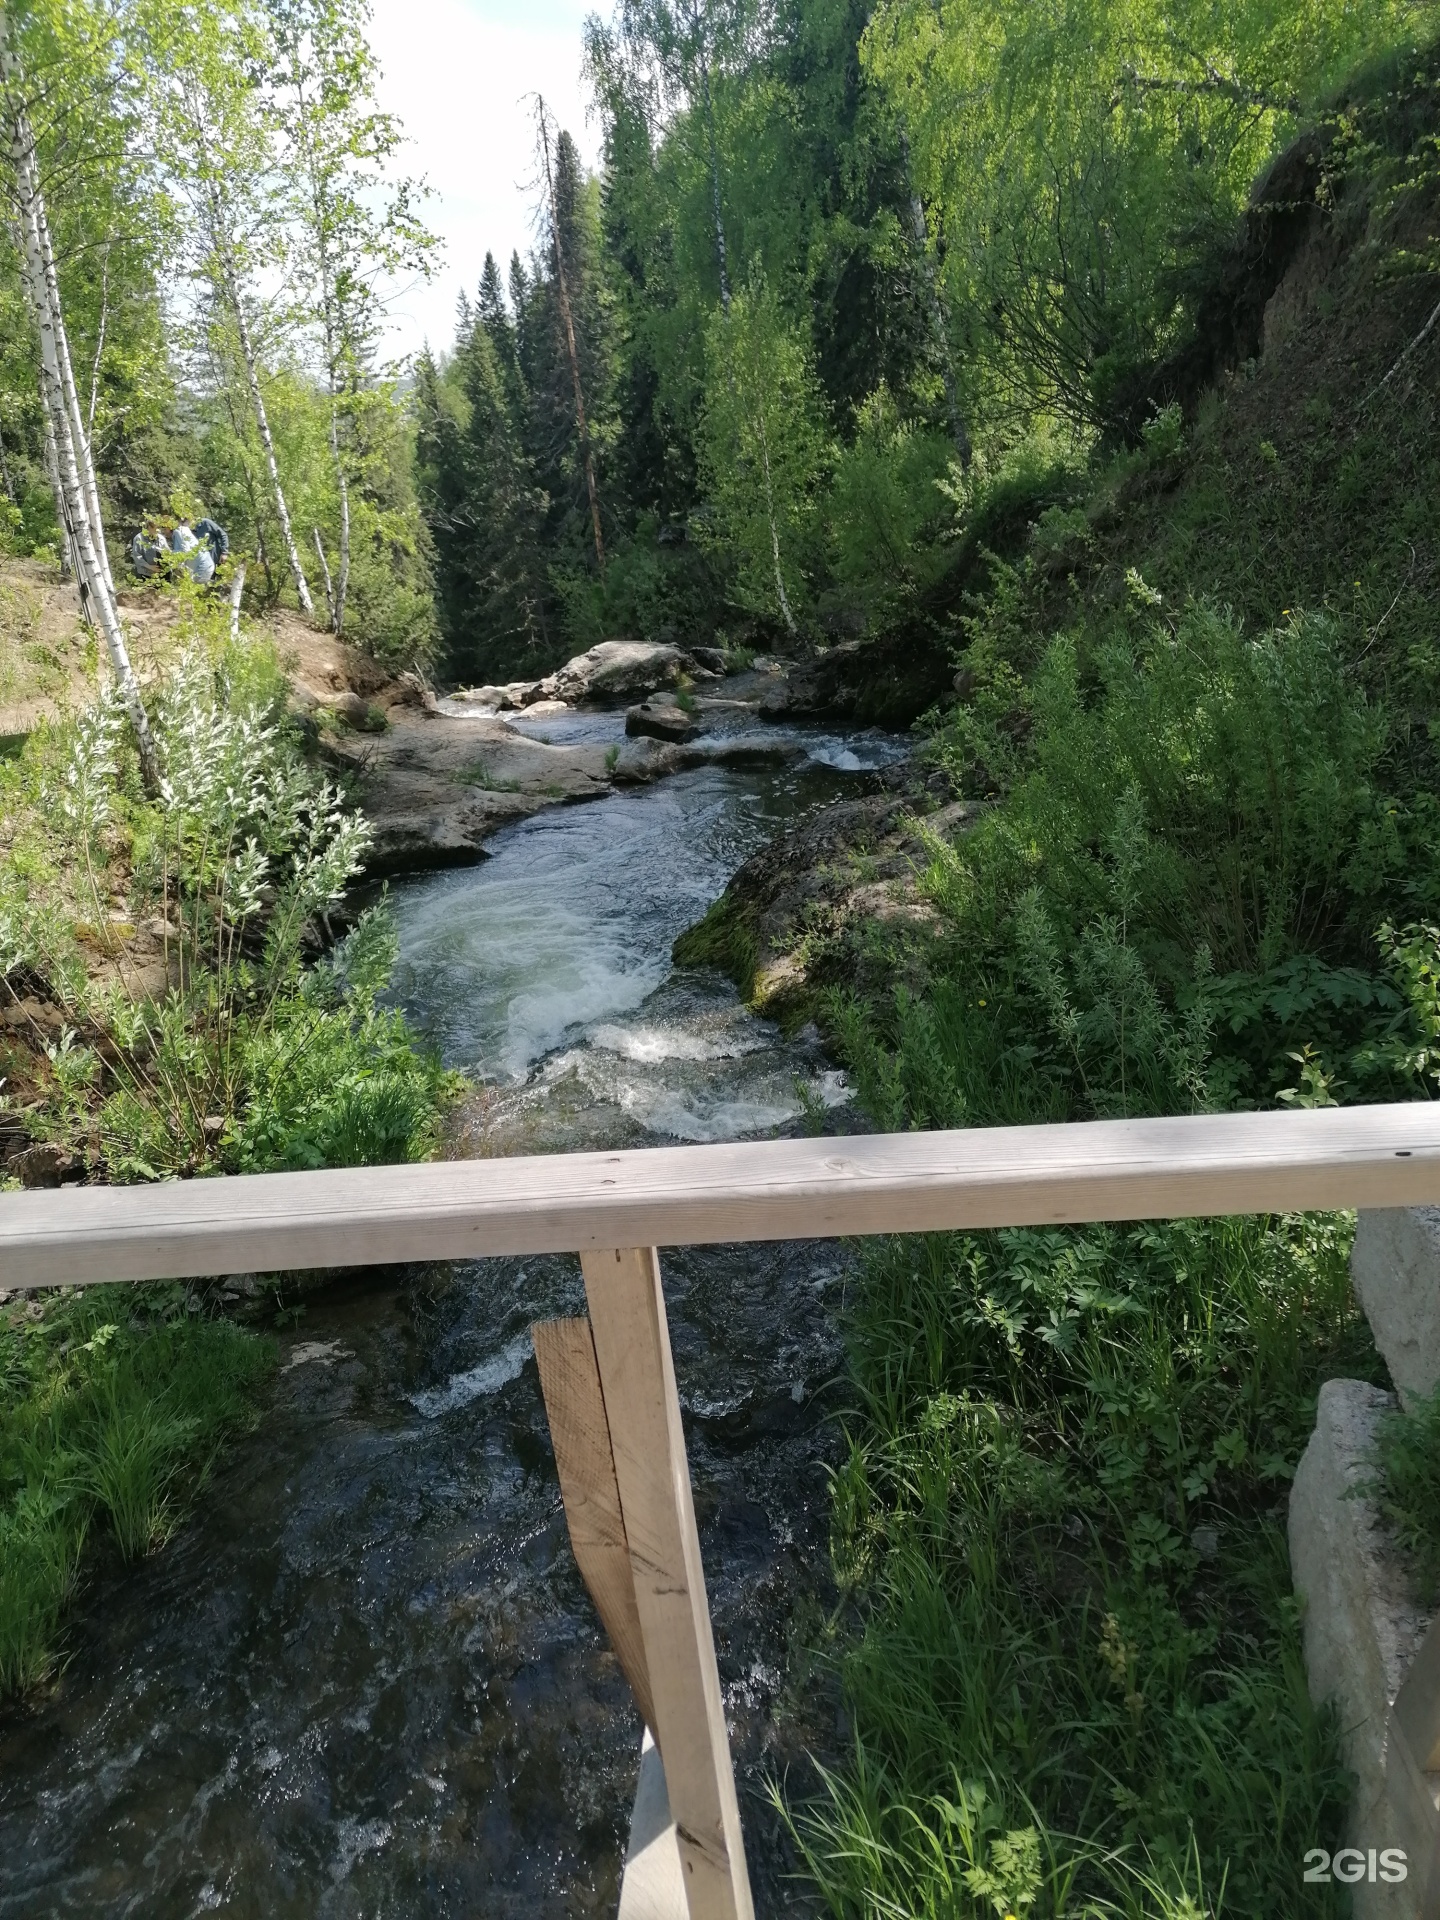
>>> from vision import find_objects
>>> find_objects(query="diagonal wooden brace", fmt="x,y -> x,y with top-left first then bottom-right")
531,1244 -> 753,1920
532,1315 -> 657,1737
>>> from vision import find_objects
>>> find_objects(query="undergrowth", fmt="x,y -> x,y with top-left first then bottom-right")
1377,1384 -> 1440,1604
0,600 -> 455,1178
0,599 -> 456,1702
776,49 -> 1440,1920
0,1283 -> 272,1698
789,1217 -> 1379,1917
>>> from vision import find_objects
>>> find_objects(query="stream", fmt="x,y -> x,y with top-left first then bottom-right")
0,709 -> 902,1918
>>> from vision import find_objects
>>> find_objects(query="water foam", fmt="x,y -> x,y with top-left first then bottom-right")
409,1332 -> 532,1418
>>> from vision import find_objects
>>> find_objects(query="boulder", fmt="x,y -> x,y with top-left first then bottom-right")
14,1141 -> 74,1187
328,689 -> 372,727
543,640 -> 692,704
1353,1209 -> 1440,1410
626,699 -> 699,743
1290,1377 -> 1440,1916
689,646 -> 727,675
447,682 -> 542,712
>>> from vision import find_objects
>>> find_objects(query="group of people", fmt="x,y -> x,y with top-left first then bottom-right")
128,516 -> 230,586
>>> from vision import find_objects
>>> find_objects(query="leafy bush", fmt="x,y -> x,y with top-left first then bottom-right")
1,610 -> 453,1178
792,1213 -> 1370,1917
828,386 -> 954,622
0,611 -> 453,1703
842,599 -> 1416,1127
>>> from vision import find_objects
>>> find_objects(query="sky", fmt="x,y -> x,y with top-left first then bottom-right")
366,0 -> 603,366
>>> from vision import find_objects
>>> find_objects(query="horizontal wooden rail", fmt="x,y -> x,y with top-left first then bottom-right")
4,1104 -> 1440,1291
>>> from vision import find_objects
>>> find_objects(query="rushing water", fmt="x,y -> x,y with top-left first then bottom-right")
0,715 -> 900,1918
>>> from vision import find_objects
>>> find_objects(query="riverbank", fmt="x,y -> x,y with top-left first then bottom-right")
666,56 -> 1440,1911
0,682 -> 903,1912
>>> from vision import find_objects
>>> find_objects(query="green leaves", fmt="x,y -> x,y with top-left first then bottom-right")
860,0 -> 1419,423
699,276 -> 829,629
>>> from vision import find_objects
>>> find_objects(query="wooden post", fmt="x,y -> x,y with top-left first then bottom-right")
581,1246 -> 753,1920
532,1316 -> 656,1735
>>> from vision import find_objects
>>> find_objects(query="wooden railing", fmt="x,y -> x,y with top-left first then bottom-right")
5,1103 -> 1440,1920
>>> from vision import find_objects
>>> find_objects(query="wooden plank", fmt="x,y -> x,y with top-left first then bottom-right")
5,1105 -> 1440,1290
582,1246 -> 752,1920
531,1316 -> 656,1736
617,1729 -> 687,1920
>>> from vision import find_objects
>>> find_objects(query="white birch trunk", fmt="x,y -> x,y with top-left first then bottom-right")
33,188 -> 115,594
2,36 -> 158,788
229,278 -> 314,614
228,561 -> 246,640
205,177 -> 314,614
756,410 -> 796,636
40,404 -> 71,577
331,409 -> 349,636
312,525 -> 335,624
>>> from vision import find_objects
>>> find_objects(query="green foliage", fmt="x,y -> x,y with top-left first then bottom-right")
793,1213 -> 1370,1917
0,1283 -> 273,1697
1378,1382 -> 1440,1603
861,0 -> 1423,425
841,598 -> 1415,1130
699,277 -> 830,632
827,385 -> 953,623
0,611 -> 454,1179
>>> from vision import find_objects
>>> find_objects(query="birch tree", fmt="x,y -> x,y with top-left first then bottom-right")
700,279 -> 825,635
267,0 -> 434,634
611,0 -> 744,312
147,0 -> 314,612
0,2 -> 158,788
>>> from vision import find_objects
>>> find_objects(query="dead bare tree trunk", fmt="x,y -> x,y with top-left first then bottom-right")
2,20 -> 158,790
202,170 -> 314,614
312,525 -> 335,625
536,99 -> 605,572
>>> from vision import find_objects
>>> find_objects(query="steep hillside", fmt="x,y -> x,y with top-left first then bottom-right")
720,53 -> 1440,1920
699,46 -> 1440,1028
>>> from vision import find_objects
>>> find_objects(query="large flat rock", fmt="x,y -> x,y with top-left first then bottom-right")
544,640 -> 693,703
329,711 -> 613,874
1354,1209 -> 1440,1410
1290,1377 -> 1437,1914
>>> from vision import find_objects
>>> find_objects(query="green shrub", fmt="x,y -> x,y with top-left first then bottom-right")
792,1213 -> 1368,1916
1,612 -> 454,1180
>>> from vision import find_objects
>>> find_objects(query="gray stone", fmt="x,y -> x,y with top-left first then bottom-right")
329,688 -> 371,727
1290,1377 -> 1436,1915
1353,1209 -> 1440,1409
626,699 -> 699,743
543,640 -> 691,703
15,1142 -> 73,1187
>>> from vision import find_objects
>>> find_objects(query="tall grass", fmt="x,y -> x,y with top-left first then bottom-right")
0,1284 -> 273,1697
789,1217 -> 1376,1916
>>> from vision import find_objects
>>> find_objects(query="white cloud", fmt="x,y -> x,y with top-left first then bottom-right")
366,0 -> 602,365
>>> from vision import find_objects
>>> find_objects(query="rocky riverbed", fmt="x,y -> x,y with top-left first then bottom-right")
316,639 -> 869,875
